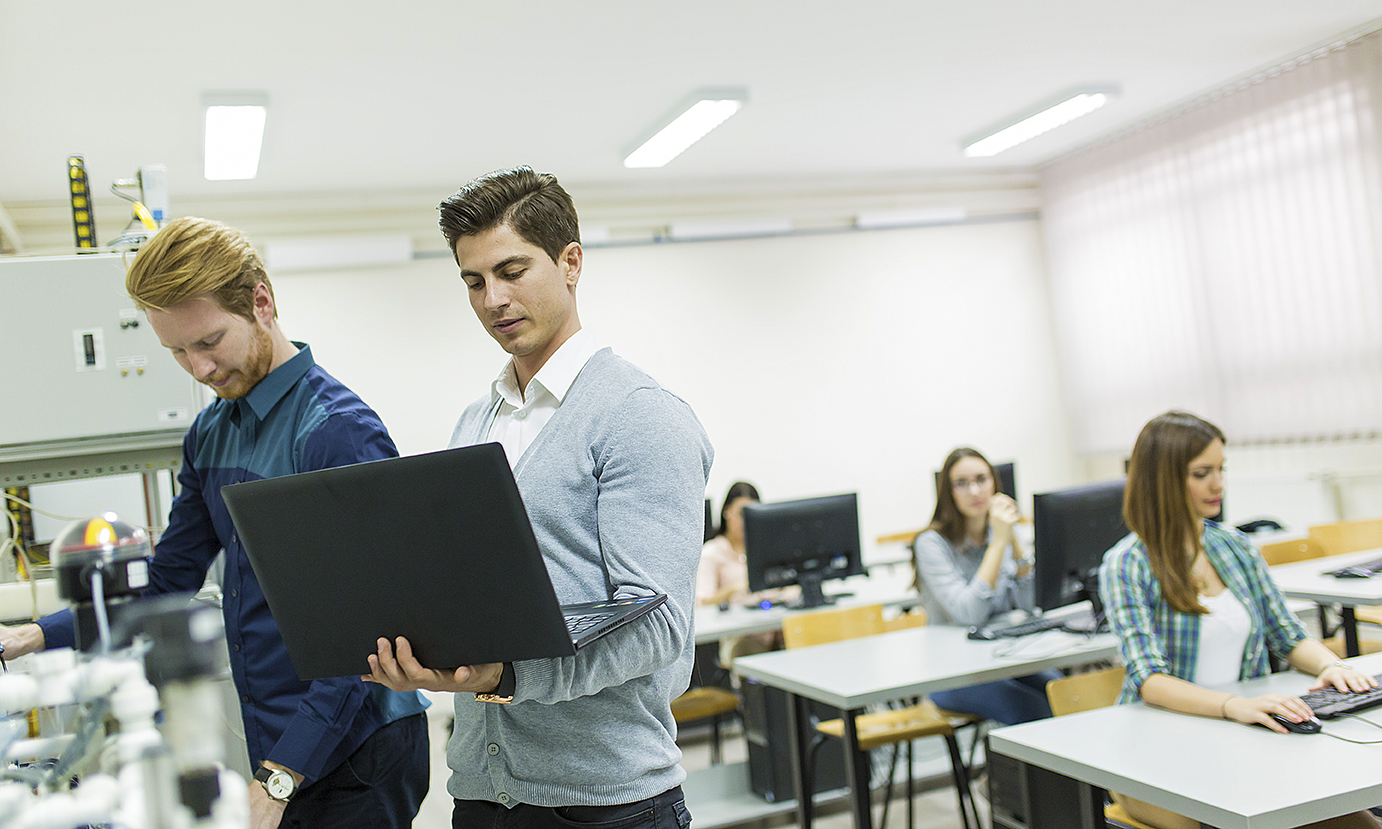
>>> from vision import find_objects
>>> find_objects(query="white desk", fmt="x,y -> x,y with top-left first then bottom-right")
988,652 -> 1382,829
1271,548 -> 1382,656
733,623 -> 1119,829
694,572 -> 918,645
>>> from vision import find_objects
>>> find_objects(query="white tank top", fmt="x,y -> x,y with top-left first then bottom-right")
1195,588 -> 1252,687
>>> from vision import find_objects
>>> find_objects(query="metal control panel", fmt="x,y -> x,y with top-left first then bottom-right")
0,253 -> 201,452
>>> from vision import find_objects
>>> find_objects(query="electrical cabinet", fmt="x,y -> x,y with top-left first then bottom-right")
0,253 -> 201,452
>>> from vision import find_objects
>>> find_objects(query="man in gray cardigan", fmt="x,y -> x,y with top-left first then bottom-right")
365,166 -> 713,829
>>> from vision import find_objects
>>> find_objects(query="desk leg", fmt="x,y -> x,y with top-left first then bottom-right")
1343,606 -> 1360,657
840,709 -> 873,829
785,693 -> 813,829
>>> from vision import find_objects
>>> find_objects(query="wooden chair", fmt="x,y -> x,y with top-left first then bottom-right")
671,686 -> 741,765
1045,668 -> 1156,829
1308,518 -> 1382,558
783,604 -> 983,829
1259,537 -> 1329,566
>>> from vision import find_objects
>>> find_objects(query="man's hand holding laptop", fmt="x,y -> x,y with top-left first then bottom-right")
363,636 -> 503,694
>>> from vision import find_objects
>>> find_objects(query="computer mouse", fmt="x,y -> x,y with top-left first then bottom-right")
1268,713 -> 1323,734
967,626 -> 999,641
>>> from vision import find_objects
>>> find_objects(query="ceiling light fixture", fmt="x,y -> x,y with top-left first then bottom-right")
962,87 -> 1118,158
202,92 -> 269,180
623,87 -> 747,169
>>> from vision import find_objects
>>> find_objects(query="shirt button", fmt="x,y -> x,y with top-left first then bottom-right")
234,644 -> 242,652
487,743 -> 499,756
515,410 -> 527,420
497,793 -> 510,805
232,535 -> 238,545
230,590 -> 239,598
240,694 -> 251,703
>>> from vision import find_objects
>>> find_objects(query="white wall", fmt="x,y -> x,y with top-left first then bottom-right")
271,217 -> 1078,561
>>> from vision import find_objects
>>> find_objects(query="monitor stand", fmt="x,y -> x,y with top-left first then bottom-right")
785,573 -> 837,610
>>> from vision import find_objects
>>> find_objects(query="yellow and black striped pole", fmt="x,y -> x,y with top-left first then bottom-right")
68,155 -> 97,250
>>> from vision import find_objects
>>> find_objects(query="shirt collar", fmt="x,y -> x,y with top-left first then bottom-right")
239,341 -> 313,421
490,329 -> 599,407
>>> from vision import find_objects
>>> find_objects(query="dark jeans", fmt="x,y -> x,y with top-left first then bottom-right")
453,785 -> 692,829
929,669 -> 1063,725
280,712 -> 429,829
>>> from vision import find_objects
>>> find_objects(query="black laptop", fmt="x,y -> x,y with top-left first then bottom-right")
221,443 -> 666,680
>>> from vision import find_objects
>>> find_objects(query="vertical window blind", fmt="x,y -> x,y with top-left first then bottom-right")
1041,30 -> 1382,454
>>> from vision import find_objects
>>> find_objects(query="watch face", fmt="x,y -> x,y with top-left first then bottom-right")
265,770 -> 294,800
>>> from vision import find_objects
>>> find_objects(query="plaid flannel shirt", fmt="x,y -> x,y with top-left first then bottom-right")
1098,521 -> 1308,704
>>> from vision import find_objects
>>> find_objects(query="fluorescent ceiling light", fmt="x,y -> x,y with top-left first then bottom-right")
203,92 -> 268,180
962,87 -> 1118,158
624,87 -> 747,168
856,207 -> 967,229
670,218 -> 791,241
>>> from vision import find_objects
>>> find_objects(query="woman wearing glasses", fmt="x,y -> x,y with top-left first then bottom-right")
912,447 -> 1058,724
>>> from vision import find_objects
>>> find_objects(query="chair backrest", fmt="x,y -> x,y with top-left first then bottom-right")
883,608 -> 928,632
1309,518 -> 1382,556
1259,537 -> 1329,566
782,603 -> 887,649
1045,666 -> 1125,717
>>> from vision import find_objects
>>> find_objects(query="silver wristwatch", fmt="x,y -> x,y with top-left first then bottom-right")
254,766 -> 297,802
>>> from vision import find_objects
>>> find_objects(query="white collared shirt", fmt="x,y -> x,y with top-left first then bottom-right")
486,329 -> 599,467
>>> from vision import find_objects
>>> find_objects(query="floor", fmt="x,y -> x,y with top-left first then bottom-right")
676,723 -> 982,829
412,705 -> 982,829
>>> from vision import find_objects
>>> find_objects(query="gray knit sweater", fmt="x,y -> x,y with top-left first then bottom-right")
445,347 -> 713,807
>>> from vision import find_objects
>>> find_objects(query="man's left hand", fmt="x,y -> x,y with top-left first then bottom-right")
363,636 -> 503,693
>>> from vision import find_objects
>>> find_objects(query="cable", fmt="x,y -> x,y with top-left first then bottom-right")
90,569 -> 111,655
3,490 -> 159,535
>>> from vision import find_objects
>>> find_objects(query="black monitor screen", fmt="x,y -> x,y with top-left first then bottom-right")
743,493 -> 866,609
1033,479 -> 1129,619
934,461 -> 1016,503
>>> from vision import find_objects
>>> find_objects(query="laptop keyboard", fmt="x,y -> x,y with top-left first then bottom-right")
565,612 -> 614,636
1299,674 -> 1382,719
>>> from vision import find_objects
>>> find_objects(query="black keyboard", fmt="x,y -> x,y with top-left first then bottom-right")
987,616 -> 1065,638
1299,674 -> 1382,719
1323,555 -> 1382,578
565,612 -> 614,636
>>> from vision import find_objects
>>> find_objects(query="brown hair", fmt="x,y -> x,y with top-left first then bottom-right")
438,166 -> 580,264
125,216 -> 274,321
1123,411 -> 1227,615
928,447 -> 1002,547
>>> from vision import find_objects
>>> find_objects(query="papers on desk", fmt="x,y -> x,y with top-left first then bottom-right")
987,630 -> 1112,660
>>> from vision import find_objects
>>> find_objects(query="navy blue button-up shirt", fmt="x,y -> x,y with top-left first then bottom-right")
40,343 -> 427,783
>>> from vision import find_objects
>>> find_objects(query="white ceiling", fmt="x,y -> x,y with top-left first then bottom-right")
4,1 -> 1382,206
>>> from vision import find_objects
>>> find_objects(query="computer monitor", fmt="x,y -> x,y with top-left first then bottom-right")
933,461 -> 1016,503
743,493 -> 866,610
1033,479 -> 1129,629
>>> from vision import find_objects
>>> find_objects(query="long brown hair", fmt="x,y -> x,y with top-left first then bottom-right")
928,447 -> 1002,546
1123,411 -> 1226,615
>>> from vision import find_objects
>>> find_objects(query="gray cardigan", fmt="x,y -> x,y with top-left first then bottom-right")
445,347 -> 713,807
913,527 -> 1034,627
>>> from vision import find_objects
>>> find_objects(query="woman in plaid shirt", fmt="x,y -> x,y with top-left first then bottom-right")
1099,411 -> 1378,829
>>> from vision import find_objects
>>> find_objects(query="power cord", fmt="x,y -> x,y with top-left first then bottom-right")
1320,712 -> 1382,744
